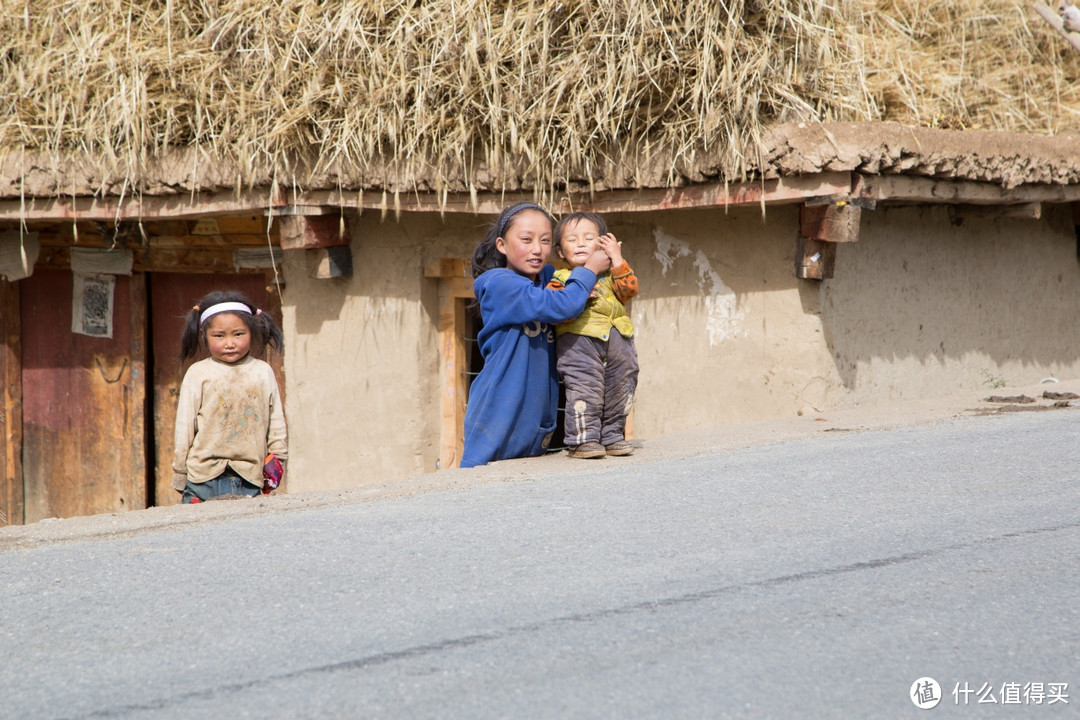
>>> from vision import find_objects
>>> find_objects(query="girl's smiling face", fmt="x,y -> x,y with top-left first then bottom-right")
205,312 -> 251,363
496,209 -> 552,280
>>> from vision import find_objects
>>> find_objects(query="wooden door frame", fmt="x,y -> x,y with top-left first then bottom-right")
0,280 -> 23,526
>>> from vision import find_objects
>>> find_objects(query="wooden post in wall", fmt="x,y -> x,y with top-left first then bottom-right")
0,280 -> 22,526
275,207 -> 353,278
128,273 -> 148,512
425,259 -> 474,470
797,202 -> 862,279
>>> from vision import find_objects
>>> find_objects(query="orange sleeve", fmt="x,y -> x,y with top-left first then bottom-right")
611,261 -> 638,304
546,277 -> 566,290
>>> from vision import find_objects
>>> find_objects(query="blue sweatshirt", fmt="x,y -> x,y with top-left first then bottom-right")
460,264 -> 598,468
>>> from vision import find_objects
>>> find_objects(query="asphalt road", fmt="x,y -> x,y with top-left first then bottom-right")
2,409 -> 1078,719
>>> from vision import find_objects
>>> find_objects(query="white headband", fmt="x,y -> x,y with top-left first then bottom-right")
199,301 -> 255,325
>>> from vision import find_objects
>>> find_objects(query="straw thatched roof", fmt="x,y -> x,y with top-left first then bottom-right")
2,1 -> 1079,203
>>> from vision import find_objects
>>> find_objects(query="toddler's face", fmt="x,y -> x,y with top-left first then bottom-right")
558,219 -> 601,268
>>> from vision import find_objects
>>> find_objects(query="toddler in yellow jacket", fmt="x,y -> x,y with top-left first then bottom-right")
547,212 -> 639,459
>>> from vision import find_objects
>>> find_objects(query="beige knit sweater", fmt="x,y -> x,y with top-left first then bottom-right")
171,355 -> 287,491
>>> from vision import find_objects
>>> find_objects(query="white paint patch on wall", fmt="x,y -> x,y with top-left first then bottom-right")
653,227 -> 691,274
653,226 -> 745,345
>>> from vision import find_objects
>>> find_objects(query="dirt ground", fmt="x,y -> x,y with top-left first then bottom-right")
3,375 -> 1079,551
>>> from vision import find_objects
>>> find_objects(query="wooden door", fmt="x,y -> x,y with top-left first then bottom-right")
21,269 -> 147,522
150,274 -> 283,506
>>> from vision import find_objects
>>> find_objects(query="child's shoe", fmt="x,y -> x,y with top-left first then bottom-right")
604,440 -> 634,456
568,442 -> 606,459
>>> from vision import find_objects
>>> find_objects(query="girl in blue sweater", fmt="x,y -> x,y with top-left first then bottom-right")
460,202 -> 610,468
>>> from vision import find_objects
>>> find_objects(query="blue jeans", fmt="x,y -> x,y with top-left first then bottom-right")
182,470 -> 260,503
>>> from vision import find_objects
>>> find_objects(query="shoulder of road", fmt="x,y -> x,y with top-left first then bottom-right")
4,377 -> 1079,549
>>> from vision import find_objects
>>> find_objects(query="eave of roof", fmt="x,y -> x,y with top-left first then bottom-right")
2,123 -> 1079,222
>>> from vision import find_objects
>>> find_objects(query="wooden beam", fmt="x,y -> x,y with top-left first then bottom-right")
0,280 -> 23,526
267,205 -> 340,217
128,273 -> 148,512
34,245 -> 274,274
298,173 -> 857,215
279,214 -> 349,250
0,186 -> 288,222
435,277 -> 475,471
947,203 -> 1043,223
424,257 -> 471,279
4,169 -> 1079,222
0,174 -> 855,221
854,174 -> 1080,205
800,203 -> 862,243
795,237 -> 837,280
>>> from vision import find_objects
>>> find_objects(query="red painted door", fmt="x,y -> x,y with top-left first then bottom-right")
21,269 -> 147,522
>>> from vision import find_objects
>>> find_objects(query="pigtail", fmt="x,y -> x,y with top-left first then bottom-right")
254,309 -> 284,353
179,305 -> 204,361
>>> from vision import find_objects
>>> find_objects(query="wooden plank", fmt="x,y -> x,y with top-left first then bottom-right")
438,290 -> 467,470
267,205 -> 339,217
22,270 -> 143,520
35,245 -> 274,275
189,216 -> 270,235
150,234 -> 277,248
0,186 -> 289,221
795,236 -> 836,280
143,220 -> 190,236
0,174 -> 855,221
800,204 -> 861,243
424,257 -> 471,279
215,215 -> 272,234
0,280 -> 22,525
38,232 -> 277,249
435,273 -> 477,470
854,174 -> 1080,205
948,203 -> 1043,222
137,248 -> 264,274
279,214 -> 349,250
5,170 -> 1079,222
296,174 -> 858,215
127,273 -> 148,512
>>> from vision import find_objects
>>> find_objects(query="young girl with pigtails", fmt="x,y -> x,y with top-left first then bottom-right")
172,290 -> 288,503
460,202 -> 611,468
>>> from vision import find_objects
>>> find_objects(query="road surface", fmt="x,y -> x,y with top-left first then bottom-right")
1,408 -> 1078,718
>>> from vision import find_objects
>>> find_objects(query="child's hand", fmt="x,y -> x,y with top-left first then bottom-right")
583,247 -> 612,276
598,233 -> 624,266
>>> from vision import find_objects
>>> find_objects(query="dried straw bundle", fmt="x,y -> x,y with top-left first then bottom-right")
857,0 -> 1080,132
0,1 -> 1076,199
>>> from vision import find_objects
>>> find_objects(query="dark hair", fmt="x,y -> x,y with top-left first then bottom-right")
470,202 -> 553,278
553,212 -> 608,257
179,290 -> 284,361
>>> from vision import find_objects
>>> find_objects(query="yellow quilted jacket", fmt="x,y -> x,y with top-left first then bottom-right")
550,261 -> 638,340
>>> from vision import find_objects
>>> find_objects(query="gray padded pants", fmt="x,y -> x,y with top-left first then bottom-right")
556,331 -> 638,447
